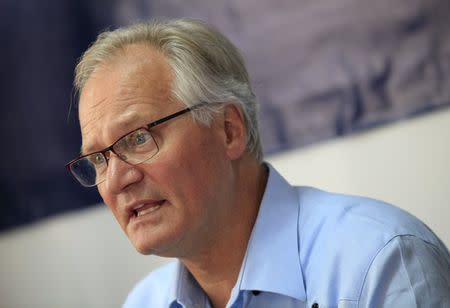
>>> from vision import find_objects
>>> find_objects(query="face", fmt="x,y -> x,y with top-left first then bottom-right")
79,45 -> 238,257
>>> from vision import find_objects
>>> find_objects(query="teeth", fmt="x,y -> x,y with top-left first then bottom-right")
136,205 -> 161,217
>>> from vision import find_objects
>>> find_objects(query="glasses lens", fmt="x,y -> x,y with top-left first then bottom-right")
114,128 -> 158,165
70,153 -> 107,187
68,129 -> 159,187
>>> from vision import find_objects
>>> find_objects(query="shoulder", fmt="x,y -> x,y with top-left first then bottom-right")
296,186 -> 441,245
359,235 -> 450,306
122,260 -> 178,308
295,187 -> 449,304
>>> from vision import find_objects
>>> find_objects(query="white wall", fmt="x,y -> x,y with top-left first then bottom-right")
269,108 -> 450,248
1,108 -> 449,308
0,206 -> 170,308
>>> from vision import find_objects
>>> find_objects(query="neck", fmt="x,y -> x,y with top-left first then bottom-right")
181,159 -> 268,308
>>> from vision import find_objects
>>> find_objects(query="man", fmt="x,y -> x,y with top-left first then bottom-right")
66,19 -> 450,307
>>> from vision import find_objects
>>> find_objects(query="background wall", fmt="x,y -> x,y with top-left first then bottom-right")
1,107 -> 449,308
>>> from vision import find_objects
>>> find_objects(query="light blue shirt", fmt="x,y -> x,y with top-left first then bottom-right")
124,165 -> 450,307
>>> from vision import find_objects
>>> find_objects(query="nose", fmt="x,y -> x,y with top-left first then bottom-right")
103,153 -> 144,193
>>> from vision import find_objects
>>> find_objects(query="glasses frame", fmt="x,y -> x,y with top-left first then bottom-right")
66,102 -> 209,187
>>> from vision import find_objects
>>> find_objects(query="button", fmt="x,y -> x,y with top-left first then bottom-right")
312,303 -> 319,308
251,290 -> 261,296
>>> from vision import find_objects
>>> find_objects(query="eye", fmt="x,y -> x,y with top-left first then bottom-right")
128,130 -> 152,147
90,153 -> 106,165
134,132 -> 148,145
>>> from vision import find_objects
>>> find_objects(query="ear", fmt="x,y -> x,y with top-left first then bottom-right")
222,104 -> 247,160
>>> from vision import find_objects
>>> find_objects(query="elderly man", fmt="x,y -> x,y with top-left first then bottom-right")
66,19 -> 450,308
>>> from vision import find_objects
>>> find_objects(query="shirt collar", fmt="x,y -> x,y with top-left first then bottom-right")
231,163 -> 306,301
167,163 -> 306,306
168,260 -> 209,307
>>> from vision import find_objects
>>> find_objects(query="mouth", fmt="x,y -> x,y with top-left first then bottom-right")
131,200 -> 165,219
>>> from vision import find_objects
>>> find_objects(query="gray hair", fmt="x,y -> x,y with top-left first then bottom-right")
75,18 -> 263,161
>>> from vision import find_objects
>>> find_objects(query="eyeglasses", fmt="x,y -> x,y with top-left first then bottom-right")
66,102 -> 208,187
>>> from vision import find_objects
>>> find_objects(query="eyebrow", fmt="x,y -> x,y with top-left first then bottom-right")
80,144 -> 93,157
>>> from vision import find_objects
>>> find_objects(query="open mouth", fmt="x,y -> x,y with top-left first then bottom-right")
133,200 -> 165,218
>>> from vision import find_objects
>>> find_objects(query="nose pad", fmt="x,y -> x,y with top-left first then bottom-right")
118,153 -> 128,161
104,150 -> 112,162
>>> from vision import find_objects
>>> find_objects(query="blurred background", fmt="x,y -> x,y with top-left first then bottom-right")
1,0 -> 449,307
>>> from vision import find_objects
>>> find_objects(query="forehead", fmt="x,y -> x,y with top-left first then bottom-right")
78,44 -> 175,154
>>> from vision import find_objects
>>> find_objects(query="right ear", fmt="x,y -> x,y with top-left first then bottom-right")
221,104 -> 247,160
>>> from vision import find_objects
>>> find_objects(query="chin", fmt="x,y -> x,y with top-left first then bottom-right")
127,220 -> 189,257
134,245 -> 154,255
130,233 -> 175,256
130,236 -> 158,255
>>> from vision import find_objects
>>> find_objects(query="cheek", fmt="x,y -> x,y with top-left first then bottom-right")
155,130 -> 227,206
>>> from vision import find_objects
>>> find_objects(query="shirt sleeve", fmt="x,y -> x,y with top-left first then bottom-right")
358,235 -> 450,307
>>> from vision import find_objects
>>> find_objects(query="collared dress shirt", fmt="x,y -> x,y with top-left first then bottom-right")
123,165 -> 450,307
